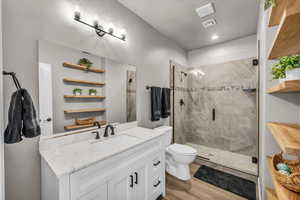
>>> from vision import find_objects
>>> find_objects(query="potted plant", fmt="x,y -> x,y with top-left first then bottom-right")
78,58 -> 93,70
89,89 -> 97,96
272,55 -> 300,82
264,0 -> 276,10
73,88 -> 82,96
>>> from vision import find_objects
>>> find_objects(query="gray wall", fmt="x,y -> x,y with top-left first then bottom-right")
3,0 -> 187,199
188,34 -> 257,66
257,1 -> 300,199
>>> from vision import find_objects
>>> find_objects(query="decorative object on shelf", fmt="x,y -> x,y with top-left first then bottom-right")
264,0 -> 276,10
272,152 -> 300,193
75,117 -> 96,125
89,89 -> 97,96
73,88 -> 82,96
78,58 -> 93,70
242,88 -> 257,92
272,55 -> 300,81
74,10 -> 126,41
276,163 -> 291,173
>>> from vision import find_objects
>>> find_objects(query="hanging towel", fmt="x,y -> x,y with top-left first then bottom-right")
21,89 -> 41,138
161,88 -> 171,118
4,89 -> 41,144
151,87 -> 162,121
4,90 -> 23,144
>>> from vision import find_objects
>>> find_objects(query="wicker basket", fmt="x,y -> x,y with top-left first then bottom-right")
75,117 -> 96,125
272,152 -> 300,193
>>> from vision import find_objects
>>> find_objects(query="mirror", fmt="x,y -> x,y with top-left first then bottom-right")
38,40 -> 137,135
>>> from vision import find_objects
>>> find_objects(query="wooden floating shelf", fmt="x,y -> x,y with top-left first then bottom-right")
267,122 -> 300,155
63,78 -> 105,86
268,0 -> 300,59
64,95 -> 105,99
63,62 -> 105,73
267,156 -> 300,200
267,80 -> 300,93
268,0 -> 287,27
64,108 -> 106,114
64,120 -> 107,131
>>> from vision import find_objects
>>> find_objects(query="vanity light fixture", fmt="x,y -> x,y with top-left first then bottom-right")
74,12 -> 126,41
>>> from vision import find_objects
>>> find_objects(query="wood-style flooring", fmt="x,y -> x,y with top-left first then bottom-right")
164,163 -> 253,200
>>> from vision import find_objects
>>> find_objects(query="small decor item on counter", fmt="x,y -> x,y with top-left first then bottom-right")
78,58 -> 93,70
76,117 -> 96,125
264,0 -> 276,10
73,88 -> 82,96
272,152 -> 300,192
276,163 -> 291,173
272,55 -> 300,81
89,89 -> 97,96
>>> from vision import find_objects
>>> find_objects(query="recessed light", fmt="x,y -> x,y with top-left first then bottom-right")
211,35 -> 219,40
196,3 -> 215,18
202,18 -> 217,29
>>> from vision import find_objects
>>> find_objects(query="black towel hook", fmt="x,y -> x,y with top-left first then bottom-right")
3,70 -> 22,90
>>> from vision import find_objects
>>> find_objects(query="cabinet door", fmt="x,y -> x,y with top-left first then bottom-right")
134,164 -> 147,200
77,183 -> 108,200
108,168 -> 135,200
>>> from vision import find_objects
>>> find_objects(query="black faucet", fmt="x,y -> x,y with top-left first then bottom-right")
104,124 -> 115,137
92,131 -> 100,140
94,121 -> 102,129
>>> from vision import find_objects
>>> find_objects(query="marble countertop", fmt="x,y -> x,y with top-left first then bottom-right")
40,127 -> 164,177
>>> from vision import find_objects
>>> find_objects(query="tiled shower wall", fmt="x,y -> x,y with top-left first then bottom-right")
172,58 -> 258,174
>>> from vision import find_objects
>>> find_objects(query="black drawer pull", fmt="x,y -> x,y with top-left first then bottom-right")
153,161 -> 161,166
154,180 -> 161,188
130,175 -> 134,188
134,172 -> 138,184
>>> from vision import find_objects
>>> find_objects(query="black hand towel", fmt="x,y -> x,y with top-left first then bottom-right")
4,90 -> 23,144
161,88 -> 171,118
151,87 -> 162,121
21,89 -> 41,138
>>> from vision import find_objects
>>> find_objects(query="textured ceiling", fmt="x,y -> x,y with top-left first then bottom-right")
118,0 -> 260,50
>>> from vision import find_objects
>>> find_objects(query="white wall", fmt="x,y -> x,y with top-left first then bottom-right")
188,34 -> 257,67
2,0 -> 187,199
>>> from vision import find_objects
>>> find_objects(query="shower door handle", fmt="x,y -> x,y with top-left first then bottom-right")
212,108 -> 215,121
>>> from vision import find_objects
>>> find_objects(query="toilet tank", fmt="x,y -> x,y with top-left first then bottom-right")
154,126 -> 173,146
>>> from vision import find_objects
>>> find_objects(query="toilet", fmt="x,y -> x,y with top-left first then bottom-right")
154,126 -> 197,180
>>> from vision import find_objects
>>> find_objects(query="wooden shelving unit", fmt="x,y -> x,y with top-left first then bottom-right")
267,80 -> 300,93
63,62 -> 105,73
268,0 -> 287,27
64,108 -> 106,114
266,188 -> 278,200
268,0 -> 300,59
267,156 -> 300,200
64,120 -> 106,130
64,95 -> 105,99
63,78 -> 105,86
267,122 -> 300,155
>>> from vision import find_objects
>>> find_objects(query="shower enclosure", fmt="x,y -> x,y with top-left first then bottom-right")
170,58 -> 258,175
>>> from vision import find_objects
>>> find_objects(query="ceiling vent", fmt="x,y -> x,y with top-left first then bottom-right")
196,3 -> 215,18
202,18 -> 217,28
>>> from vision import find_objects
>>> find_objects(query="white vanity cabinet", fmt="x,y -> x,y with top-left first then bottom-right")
40,126 -> 165,200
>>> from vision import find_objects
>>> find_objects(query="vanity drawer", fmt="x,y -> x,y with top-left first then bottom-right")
151,174 -> 163,200
151,152 -> 164,172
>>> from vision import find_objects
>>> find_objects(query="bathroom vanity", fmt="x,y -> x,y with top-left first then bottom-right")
39,123 -> 166,200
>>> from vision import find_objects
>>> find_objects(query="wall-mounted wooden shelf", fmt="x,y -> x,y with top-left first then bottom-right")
267,122 -> 300,155
63,78 -> 105,86
268,0 -> 300,59
267,156 -> 300,200
266,188 -> 278,200
267,80 -> 300,93
64,120 -> 107,130
64,108 -> 106,114
64,95 -> 105,99
63,62 -> 105,73
268,0 -> 287,27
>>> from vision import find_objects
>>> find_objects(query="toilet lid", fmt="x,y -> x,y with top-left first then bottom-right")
168,143 -> 197,155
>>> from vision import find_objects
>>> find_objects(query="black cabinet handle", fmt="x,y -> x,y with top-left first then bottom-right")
212,108 -> 215,121
134,172 -> 138,184
153,161 -> 161,166
130,175 -> 134,188
154,180 -> 161,188
46,118 -> 52,122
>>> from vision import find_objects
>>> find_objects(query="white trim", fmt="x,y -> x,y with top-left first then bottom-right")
0,0 -> 4,197
258,177 -> 262,200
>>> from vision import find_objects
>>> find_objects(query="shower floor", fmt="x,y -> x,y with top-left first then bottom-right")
186,143 -> 258,176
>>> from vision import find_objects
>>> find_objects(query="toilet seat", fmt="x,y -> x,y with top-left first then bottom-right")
167,143 -> 197,155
